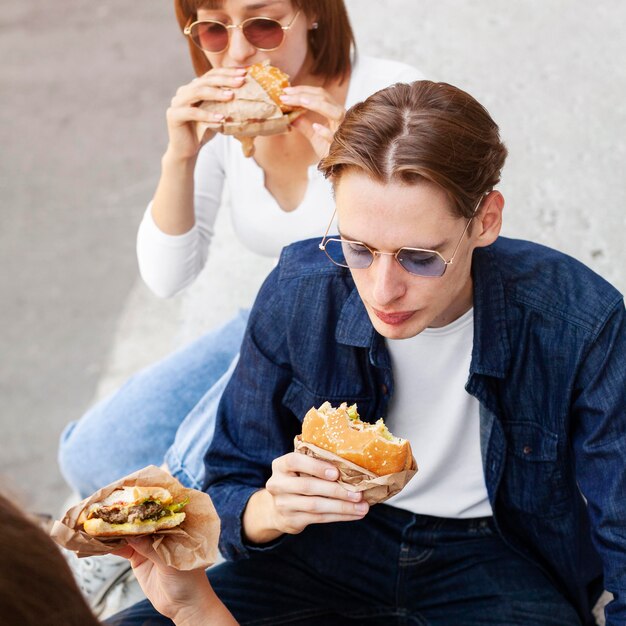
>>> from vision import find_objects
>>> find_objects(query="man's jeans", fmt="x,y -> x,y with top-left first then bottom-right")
58,310 -> 249,496
107,505 -> 582,626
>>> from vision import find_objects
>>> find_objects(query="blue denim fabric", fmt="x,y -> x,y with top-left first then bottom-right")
58,309 -> 249,496
108,506 -> 583,625
201,237 -> 625,624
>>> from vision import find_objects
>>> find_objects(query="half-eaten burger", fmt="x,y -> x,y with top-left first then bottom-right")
78,486 -> 188,537
301,402 -> 413,476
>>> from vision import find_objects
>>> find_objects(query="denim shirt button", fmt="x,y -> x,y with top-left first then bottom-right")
522,445 -> 533,455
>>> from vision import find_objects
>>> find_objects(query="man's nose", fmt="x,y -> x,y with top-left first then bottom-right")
371,254 -> 406,306
225,27 -> 257,65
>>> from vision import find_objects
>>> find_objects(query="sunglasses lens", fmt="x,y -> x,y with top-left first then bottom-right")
397,249 -> 446,277
191,21 -> 229,52
242,18 -> 284,50
324,239 -> 372,269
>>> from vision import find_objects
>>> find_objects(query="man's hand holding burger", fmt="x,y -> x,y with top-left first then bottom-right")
242,452 -> 369,545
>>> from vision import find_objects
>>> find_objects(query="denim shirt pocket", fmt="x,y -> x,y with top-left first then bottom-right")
500,421 -> 569,518
282,379 -> 375,426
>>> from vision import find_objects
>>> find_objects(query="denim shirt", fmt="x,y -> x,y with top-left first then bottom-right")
206,236 -> 626,622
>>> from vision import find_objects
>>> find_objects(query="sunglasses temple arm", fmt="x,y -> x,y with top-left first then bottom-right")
448,194 -> 487,263
319,208 -> 337,251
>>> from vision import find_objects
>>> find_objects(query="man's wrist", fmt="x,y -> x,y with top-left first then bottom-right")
242,489 -> 284,545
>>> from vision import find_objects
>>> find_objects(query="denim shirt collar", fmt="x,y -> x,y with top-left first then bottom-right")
335,283 -> 391,370
333,245 -> 511,378
469,246 -> 511,379
336,285 -> 373,348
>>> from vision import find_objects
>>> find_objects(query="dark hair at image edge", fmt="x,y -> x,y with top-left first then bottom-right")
175,0 -> 355,81
319,81 -> 508,218
0,492 -> 100,625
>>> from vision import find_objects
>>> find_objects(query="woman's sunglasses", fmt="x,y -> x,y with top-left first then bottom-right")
184,10 -> 301,53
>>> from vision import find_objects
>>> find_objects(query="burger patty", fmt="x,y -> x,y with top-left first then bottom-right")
93,500 -> 167,524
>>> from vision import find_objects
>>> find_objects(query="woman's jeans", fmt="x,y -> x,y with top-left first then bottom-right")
107,505 -> 584,626
58,309 -> 250,496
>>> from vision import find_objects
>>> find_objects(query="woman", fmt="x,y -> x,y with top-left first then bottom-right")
58,2 -> 421,497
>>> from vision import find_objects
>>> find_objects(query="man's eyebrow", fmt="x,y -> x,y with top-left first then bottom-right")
338,228 -> 449,251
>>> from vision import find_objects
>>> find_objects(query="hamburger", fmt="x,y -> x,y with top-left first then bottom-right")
301,402 -> 412,476
196,60 -> 304,157
78,486 -> 188,537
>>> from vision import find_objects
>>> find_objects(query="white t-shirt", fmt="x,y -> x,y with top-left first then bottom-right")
385,308 -> 492,518
136,56 -> 424,297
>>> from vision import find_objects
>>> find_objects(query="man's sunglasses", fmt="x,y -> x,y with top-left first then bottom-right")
319,197 -> 484,278
184,11 -> 301,53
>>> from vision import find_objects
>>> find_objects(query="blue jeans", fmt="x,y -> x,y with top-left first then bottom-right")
107,505 -> 584,625
58,310 -> 249,496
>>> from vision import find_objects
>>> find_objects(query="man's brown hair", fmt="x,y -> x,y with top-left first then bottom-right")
319,81 -> 508,218
175,0 -> 355,82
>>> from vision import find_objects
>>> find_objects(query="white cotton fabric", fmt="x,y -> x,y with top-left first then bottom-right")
136,56 -> 424,298
385,308 -> 493,519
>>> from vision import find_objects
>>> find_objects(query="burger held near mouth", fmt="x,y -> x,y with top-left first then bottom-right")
196,61 -> 304,156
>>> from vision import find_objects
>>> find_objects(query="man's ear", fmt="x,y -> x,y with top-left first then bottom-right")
474,191 -> 504,248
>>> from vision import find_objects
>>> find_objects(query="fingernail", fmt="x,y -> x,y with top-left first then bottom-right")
283,86 -> 294,93
279,94 -> 292,101
222,90 -> 233,96
347,491 -> 361,501
211,113 -> 224,120
355,502 -> 368,514
324,468 -> 338,480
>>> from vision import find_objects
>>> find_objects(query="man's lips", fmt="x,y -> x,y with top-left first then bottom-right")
372,309 -> 417,325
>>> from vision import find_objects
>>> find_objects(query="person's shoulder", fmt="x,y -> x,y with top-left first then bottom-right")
276,238 -> 346,282
486,237 -> 623,330
250,238 -> 353,330
349,54 -> 425,98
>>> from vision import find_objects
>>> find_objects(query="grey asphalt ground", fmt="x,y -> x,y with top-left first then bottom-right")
1,1 -> 625,520
0,1 -> 189,512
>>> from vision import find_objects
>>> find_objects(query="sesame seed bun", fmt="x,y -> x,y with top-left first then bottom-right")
301,403 -> 412,476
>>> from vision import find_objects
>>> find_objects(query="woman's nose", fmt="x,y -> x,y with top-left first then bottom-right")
225,27 -> 257,65
371,254 -> 406,306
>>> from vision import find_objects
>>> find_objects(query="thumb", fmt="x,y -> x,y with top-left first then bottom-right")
291,116 -> 315,141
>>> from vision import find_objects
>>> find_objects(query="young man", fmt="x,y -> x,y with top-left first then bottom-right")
110,82 -> 626,625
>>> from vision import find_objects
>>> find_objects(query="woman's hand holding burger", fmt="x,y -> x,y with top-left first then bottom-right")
281,85 -> 346,159
242,452 -> 369,545
165,67 -> 248,160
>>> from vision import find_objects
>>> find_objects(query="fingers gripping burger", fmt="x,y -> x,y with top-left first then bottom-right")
196,61 -> 303,157
301,402 -> 412,476
78,486 -> 187,537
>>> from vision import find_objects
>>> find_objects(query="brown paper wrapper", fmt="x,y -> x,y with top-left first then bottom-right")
294,436 -> 417,505
196,110 -> 305,157
50,465 -> 220,570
